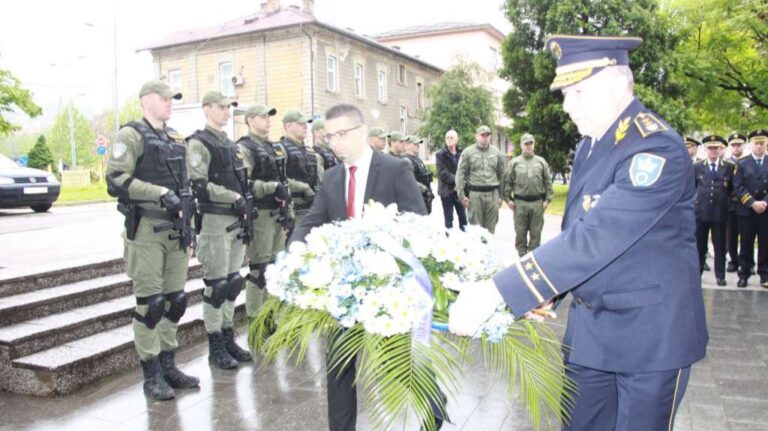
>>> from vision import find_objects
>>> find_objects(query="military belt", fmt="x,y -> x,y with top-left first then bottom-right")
467,184 -> 499,192
513,194 -> 546,202
198,203 -> 238,216
136,207 -> 173,221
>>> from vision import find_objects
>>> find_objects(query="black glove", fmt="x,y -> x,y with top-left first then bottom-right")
303,189 -> 315,203
233,197 -> 248,216
274,183 -> 290,201
160,190 -> 182,214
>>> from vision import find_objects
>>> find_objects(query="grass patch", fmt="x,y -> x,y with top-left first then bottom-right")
545,184 -> 568,216
56,183 -> 114,205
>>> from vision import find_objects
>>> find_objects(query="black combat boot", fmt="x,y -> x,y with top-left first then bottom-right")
159,350 -> 200,388
208,331 -> 238,369
222,327 -> 252,362
140,357 -> 175,401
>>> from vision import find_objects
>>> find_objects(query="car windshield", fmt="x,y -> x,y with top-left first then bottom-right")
0,153 -> 20,169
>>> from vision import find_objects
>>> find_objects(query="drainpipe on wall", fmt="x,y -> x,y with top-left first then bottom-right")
262,34 -> 268,105
300,24 -> 315,118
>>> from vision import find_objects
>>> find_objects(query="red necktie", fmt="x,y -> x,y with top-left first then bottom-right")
346,166 -> 357,219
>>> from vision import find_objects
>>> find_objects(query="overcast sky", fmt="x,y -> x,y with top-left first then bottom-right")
0,0 -> 510,133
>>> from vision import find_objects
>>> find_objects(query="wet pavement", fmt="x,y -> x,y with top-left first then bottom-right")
1,201 -> 767,430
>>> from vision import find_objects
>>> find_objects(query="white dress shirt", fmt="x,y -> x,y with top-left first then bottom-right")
344,144 -> 374,219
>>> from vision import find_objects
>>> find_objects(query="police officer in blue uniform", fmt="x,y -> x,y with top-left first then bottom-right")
726,133 -> 747,272
448,35 -> 708,431
695,135 -> 735,285
734,129 -> 768,288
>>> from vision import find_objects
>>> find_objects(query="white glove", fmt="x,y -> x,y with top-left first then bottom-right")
448,279 -> 505,336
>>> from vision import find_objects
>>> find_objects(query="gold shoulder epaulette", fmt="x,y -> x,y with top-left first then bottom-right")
633,112 -> 668,138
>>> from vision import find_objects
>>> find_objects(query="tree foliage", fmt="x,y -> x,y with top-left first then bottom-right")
666,0 -> 768,132
27,135 -> 54,171
418,63 -> 495,152
48,103 -> 97,168
0,69 -> 42,136
500,0 -> 692,174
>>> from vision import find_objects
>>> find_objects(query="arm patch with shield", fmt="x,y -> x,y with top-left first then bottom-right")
629,153 -> 666,187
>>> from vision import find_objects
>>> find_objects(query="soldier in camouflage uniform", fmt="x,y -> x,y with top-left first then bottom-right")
503,133 -> 553,256
388,131 -> 407,157
368,127 -> 389,152
187,91 -> 252,369
106,80 -> 199,400
402,135 -> 435,214
280,111 -> 323,233
456,125 -> 506,233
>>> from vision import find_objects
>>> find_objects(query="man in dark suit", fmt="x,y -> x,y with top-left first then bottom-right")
449,35 -> 708,431
694,135 -> 735,285
435,129 -> 467,230
734,129 -> 768,288
289,104 -> 444,431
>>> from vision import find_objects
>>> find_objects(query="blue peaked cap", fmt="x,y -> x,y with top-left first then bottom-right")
544,35 -> 642,91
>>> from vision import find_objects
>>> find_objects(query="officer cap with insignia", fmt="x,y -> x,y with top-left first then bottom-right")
368,127 -> 389,138
406,135 -> 424,144
283,110 -> 313,124
389,131 -> 407,141
702,135 -> 727,148
201,91 -> 238,107
520,133 -> 535,144
748,129 -> 768,142
684,137 -> 701,148
544,35 -> 642,91
139,80 -> 182,100
244,104 -> 277,121
727,132 -> 747,145
311,119 -> 325,133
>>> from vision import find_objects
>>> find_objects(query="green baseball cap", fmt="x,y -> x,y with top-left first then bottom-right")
138,80 -> 182,100
520,133 -> 535,144
282,110 -> 313,124
311,119 -> 325,133
201,91 -> 238,107
244,104 -> 277,120
476,125 -> 491,135
406,135 -> 424,144
389,131 -> 406,141
368,127 -> 388,138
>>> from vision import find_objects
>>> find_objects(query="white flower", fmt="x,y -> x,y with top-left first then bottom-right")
299,260 -> 334,289
358,250 -> 400,277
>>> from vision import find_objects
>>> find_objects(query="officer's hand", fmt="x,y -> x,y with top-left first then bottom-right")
507,201 -> 515,211
303,188 -> 316,203
160,190 -> 182,214
233,196 -> 248,216
274,183 -> 290,202
543,201 -> 549,211
498,199 -> 503,208
461,197 -> 470,208
448,280 -> 505,336
753,201 -> 767,213
524,301 -> 557,321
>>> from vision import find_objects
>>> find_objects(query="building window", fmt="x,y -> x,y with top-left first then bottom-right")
327,55 -> 338,92
489,46 -> 499,70
416,81 -> 424,111
400,106 -> 407,132
378,69 -> 387,103
219,62 -> 235,96
354,63 -> 364,98
398,64 -> 406,85
169,69 -> 182,104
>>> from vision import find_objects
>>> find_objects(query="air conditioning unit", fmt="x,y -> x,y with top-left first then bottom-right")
232,74 -> 245,86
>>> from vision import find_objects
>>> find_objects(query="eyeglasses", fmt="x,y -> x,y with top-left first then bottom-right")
324,125 -> 362,142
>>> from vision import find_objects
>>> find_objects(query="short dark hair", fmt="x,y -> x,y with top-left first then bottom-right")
325,104 -> 365,124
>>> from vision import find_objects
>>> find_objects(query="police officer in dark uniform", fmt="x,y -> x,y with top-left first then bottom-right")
685,137 -> 701,163
734,129 -> 768,288
402,135 -> 434,214
726,132 -> 747,272
695,135 -> 735,285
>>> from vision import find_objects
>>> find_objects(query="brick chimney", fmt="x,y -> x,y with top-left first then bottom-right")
261,0 -> 280,14
302,0 -> 315,15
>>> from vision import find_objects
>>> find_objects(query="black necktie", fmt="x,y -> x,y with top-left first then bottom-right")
758,159 -> 763,168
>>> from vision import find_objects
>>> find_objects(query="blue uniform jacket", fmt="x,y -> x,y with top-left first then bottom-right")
734,156 -> 768,217
694,159 -> 735,222
493,99 -> 708,372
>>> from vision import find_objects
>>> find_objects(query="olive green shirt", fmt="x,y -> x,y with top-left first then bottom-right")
187,125 -> 240,205
502,154 -> 554,202
455,143 -> 506,196
106,121 -> 176,210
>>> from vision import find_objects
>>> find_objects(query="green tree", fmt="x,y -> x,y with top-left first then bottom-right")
500,0 -> 692,178
417,63 -> 495,152
27,134 -> 54,171
100,99 -> 143,144
666,0 -> 768,131
0,69 -> 42,135
48,103 -> 97,169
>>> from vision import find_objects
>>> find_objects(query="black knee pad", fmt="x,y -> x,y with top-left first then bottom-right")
226,273 -> 244,301
247,263 -> 269,289
134,294 -> 166,329
165,290 -> 188,323
203,278 -> 228,309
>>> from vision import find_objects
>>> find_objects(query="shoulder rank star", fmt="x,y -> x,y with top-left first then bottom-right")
615,116 -> 630,145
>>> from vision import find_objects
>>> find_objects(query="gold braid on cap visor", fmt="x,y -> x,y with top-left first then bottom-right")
550,57 -> 619,90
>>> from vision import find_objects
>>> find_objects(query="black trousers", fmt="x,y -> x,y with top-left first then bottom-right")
726,210 -> 740,266
326,346 -> 446,430
738,213 -> 768,280
696,220 -> 726,279
440,192 -> 467,230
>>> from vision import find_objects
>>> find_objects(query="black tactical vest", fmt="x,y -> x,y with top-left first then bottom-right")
237,136 -> 280,182
315,146 -> 339,170
124,120 -> 187,194
188,129 -> 242,201
405,154 -> 431,187
281,137 -> 318,189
